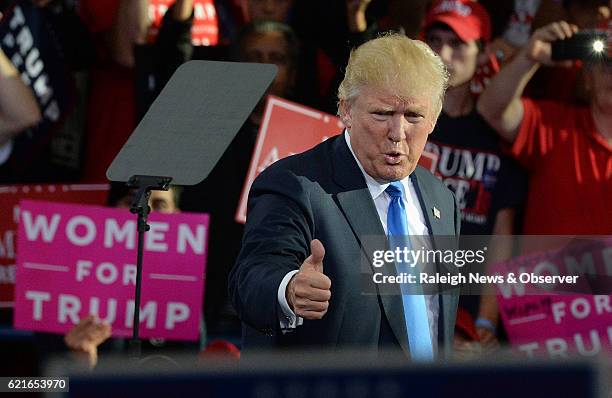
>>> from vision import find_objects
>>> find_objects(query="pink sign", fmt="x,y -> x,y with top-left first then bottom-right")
14,200 -> 208,341
0,184 -> 108,308
236,96 -> 344,223
492,238 -> 612,358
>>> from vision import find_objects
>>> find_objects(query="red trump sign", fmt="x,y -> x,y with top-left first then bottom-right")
236,96 -> 344,223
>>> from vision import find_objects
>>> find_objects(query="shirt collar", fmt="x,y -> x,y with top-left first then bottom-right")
344,129 -> 408,200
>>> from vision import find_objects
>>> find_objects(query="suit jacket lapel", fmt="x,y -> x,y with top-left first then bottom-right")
331,137 -> 411,356
410,167 -> 443,236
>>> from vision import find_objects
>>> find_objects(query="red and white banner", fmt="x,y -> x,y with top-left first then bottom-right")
0,184 -> 108,308
14,200 -> 208,341
236,96 -> 344,223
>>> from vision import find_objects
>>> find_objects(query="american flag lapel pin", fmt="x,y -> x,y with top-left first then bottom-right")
433,207 -> 441,219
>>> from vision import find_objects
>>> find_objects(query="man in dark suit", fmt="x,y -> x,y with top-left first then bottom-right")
229,33 -> 461,360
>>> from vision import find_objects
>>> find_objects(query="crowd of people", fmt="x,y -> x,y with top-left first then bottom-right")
1,0 -> 610,368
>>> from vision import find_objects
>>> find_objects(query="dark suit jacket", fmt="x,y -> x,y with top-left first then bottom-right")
229,134 -> 461,358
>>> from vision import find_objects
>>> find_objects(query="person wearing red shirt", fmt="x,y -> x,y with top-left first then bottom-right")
477,21 -> 612,235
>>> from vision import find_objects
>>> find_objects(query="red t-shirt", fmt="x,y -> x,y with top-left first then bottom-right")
512,98 -> 612,234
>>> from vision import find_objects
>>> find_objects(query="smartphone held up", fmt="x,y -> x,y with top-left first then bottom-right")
551,30 -> 610,62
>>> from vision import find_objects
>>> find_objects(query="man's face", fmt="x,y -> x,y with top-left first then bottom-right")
149,190 -> 178,213
116,190 -> 178,214
248,0 -> 294,22
425,28 -> 479,87
241,31 -> 294,97
588,61 -> 612,113
340,85 -> 436,182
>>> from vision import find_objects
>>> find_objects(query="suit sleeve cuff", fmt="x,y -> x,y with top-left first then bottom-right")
278,270 -> 303,332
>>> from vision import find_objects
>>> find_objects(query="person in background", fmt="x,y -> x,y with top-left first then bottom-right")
477,21 -> 611,235
335,0 -> 433,111
488,0 -> 610,101
0,0 -> 91,182
476,19 -> 611,352
421,0 -> 526,352
236,21 -> 298,125
106,182 -> 181,213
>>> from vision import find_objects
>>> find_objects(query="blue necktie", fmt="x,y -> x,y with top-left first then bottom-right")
386,181 -> 433,361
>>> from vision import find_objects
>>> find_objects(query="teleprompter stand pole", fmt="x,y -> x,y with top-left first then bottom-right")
126,175 -> 172,359
105,61 -> 278,361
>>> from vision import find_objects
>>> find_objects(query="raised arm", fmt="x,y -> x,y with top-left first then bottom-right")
346,0 -> 371,33
476,21 -> 577,143
64,315 -> 112,369
153,0 -> 194,89
110,0 -> 149,68
0,48 -> 41,146
172,0 -> 194,21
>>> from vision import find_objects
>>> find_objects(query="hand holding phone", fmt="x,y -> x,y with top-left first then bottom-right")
551,30 -> 609,61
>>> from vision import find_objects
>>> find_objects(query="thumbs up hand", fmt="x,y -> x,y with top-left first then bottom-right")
286,239 -> 331,320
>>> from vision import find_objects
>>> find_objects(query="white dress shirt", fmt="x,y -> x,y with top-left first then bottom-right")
277,131 -> 439,348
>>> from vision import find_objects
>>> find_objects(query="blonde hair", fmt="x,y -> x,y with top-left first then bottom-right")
338,33 -> 448,119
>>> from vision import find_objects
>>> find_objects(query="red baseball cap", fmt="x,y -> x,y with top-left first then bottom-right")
424,0 -> 492,43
